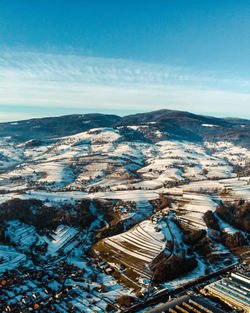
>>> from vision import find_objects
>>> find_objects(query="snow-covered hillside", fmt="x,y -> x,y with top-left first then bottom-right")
0,127 -> 249,196
0,122 -> 249,312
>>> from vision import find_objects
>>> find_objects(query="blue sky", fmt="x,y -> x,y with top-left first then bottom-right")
0,0 -> 250,121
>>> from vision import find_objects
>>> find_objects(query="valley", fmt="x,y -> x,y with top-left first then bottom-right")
0,110 -> 249,312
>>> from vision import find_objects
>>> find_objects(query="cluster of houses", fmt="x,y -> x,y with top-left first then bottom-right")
0,264 -> 68,312
0,258 -> 114,312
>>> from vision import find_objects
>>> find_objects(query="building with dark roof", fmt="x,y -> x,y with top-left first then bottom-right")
144,294 -> 224,313
204,266 -> 250,313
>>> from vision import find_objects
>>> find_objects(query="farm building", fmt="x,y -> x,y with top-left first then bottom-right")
144,294 -> 224,313
204,265 -> 250,313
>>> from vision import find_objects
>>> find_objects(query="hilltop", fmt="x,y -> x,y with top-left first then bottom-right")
1,109 -> 249,147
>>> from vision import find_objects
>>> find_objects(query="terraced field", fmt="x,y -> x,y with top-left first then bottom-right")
6,221 -> 82,259
0,245 -> 27,273
176,193 -> 217,230
44,225 -> 80,256
93,220 -> 172,288
6,221 -> 38,248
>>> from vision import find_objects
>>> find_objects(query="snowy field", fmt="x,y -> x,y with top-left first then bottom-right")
0,128 -> 249,312
0,245 -> 28,273
1,128 -> 249,195
94,220 -> 172,285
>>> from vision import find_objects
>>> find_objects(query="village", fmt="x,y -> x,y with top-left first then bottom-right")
0,123 -> 249,312
0,253 -> 121,312
1,249 -> 249,313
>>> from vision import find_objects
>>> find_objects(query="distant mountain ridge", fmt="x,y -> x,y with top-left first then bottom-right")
0,113 -> 121,140
1,109 -> 249,147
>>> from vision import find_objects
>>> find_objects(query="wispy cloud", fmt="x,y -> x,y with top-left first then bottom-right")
0,50 -> 249,121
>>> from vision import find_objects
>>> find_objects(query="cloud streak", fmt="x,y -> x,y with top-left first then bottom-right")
0,50 -> 249,121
